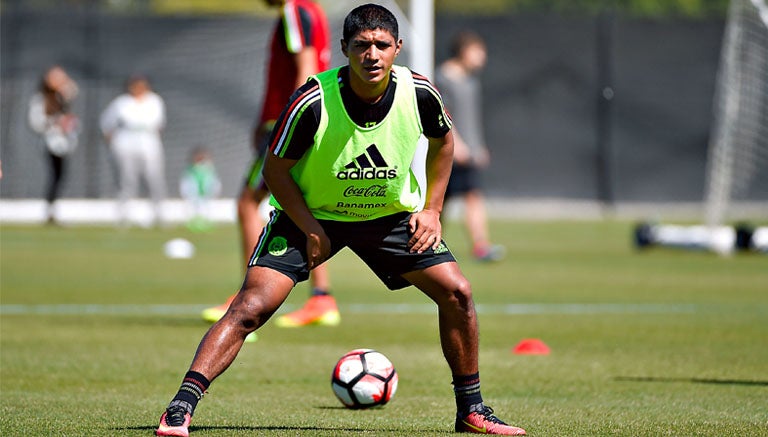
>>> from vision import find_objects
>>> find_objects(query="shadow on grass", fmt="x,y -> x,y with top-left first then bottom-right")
121,425 -> 439,433
615,376 -> 768,386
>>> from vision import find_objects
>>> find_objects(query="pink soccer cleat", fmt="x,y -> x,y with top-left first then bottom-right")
156,407 -> 191,437
455,406 -> 526,435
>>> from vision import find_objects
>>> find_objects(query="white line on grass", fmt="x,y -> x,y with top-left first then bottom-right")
0,303 -> 698,316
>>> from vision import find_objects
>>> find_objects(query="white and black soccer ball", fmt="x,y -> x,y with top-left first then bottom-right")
331,348 -> 398,409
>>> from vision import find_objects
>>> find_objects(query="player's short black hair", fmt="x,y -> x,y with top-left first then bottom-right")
343,3 -> 399,43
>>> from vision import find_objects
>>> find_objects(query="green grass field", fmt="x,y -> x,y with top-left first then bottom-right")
1,220 -> 767,436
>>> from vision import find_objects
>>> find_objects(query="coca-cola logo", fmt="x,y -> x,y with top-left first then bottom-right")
343,185 -> 387,198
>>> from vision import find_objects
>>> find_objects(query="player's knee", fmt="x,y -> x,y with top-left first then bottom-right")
444,278 -> 474,314
227,291 -> 272,331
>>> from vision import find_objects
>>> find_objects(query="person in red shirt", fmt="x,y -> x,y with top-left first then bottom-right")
201,0 -> 339,329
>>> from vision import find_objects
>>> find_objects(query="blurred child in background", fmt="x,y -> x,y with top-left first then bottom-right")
180,146 -> 222,232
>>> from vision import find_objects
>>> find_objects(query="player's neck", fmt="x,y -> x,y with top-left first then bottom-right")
347,69 -> 390,104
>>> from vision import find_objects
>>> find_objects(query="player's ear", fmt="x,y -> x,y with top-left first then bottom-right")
341,39 -> 349,57
394,39 -> 403,57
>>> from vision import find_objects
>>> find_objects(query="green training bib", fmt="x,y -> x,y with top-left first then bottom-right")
276,65 -> 424,221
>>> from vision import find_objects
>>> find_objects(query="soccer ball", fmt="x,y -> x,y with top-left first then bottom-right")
331,349 -> 398,409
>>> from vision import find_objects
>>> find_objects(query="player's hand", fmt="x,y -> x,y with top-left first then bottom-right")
306,230 -> 331,270
407,210 -> 442,254
453,143 -> 471,165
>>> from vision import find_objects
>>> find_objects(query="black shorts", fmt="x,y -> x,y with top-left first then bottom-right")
248,211 -> 456,290
445,164 -> 482,199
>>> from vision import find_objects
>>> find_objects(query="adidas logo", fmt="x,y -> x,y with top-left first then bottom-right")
336,144 -> 397,180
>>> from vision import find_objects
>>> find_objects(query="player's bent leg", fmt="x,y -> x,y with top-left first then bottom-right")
158,267 -> 295,436
403,262 -> 478,375
191,267 -> 294,377
199,184 -> 270,329
403,263 -> 526,435
158,268 -> 294,435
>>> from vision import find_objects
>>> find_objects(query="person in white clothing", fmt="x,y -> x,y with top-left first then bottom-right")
100,75 -> 167,226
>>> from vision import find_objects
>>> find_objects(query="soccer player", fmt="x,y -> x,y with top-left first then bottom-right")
436,31 -> 505,262
156,4 -> 527,436
201,0 -> 340,328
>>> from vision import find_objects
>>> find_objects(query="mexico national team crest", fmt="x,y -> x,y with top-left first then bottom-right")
268,236 -> 288,256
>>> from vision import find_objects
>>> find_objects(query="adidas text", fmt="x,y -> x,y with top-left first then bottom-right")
336,168 -> 397,180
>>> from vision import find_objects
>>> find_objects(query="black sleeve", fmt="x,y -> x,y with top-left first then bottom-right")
414,72 -> 452,138
268,78 -> 322,160
298,6 -> 313,47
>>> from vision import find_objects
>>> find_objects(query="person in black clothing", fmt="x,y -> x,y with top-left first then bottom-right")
27,65 -> 80,224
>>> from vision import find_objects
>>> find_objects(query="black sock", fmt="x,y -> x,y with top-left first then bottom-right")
169,371 -> 210,416
311,288 -> 329,297
453,373 -> 484,416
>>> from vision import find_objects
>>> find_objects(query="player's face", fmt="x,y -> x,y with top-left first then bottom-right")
128,79 -> 149,97
342,28 -> 402,91
461,42 -> 487,72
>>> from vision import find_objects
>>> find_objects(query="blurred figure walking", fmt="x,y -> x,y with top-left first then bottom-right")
436,31 -> 505,262
27,65 -> 80,224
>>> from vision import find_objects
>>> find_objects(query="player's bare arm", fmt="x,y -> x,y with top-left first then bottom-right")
293,46 -> 319,89
451,129 -> 472,165
262,153 -> 331,269
409,131 -> 454,253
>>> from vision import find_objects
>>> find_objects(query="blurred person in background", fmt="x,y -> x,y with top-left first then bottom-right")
100,75 -> 167,227
27,65 -> 80,225
436,31 -> 505,262
201,0 -> 340,329
180,146 -> 222,232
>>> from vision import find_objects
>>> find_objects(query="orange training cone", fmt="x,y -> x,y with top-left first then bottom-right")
512,338 -> 551,355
